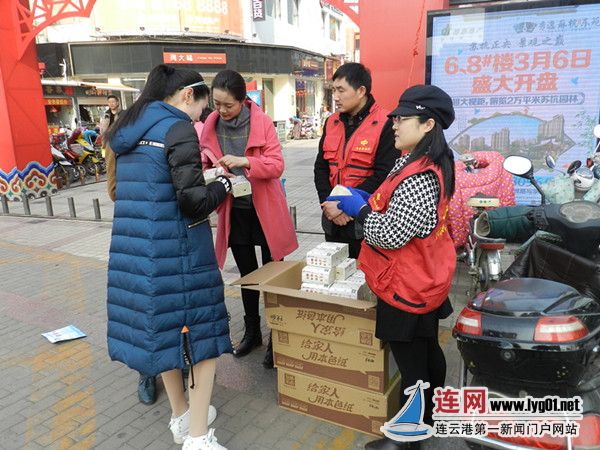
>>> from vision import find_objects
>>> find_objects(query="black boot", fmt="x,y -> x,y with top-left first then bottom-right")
262,332 -> 274,369
233,315 -> 262,357
365,438 -> 421,450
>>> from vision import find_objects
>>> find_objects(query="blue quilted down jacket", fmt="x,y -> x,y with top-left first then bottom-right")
107,101 -> 232,376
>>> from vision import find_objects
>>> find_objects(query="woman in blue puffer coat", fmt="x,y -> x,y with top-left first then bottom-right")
105,64 -> 232,450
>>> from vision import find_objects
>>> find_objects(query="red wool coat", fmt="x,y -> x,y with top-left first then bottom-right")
200,100 -> 298,268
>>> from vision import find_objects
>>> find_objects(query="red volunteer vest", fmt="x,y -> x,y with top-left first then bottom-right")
322,103 -> 389,188
358,158 -> 456,314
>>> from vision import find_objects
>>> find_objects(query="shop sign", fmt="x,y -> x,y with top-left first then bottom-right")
82,87 -> 113,97
252,0 -> 266,21
163,52 -> 227,65
44,98 -> 72,106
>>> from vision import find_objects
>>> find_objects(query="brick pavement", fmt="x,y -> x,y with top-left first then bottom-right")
0,139 -> 478,449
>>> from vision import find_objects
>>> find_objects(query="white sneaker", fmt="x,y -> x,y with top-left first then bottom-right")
169,409 -> 190,444
207,404 -> 217,426
169,406 -> 217,444
183,429 -> 227,450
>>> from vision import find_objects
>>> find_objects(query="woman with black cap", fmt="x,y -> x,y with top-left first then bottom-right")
328,84 -> 457,450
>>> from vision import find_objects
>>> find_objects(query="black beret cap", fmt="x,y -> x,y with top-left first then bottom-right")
388,84 -> 455,129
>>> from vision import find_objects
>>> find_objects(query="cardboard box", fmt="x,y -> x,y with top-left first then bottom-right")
277,368 -> 401,436
335,258 -> 357,281
273,330 -> 398,393
232,261 -> 381,350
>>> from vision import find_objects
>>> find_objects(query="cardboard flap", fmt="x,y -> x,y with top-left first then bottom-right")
230,261 -> 301,286
230,259 -> 376,311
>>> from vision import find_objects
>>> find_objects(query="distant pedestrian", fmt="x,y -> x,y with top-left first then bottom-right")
200,69 -> 298,367
328,85 -> 457,450
314,62 -> 396,258
105,64 -> 232,450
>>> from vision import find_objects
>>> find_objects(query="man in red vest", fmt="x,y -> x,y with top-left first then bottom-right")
314,63 -> 396,258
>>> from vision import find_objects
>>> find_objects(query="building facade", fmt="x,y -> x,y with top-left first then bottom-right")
36,0 -> 358,126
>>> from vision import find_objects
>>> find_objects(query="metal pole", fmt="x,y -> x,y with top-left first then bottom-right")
21,194 -> 31,215
1,196 -> 8,214
92,198 -> 101,220
67,197 -> 76,218
45,196 -> 54,216
289,206 -> 297,230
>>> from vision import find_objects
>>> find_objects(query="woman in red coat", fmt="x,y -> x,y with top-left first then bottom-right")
200,70 -> 298,367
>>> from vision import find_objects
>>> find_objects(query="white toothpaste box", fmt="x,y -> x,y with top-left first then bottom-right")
335,258 -> 357,281
329,278 -> 375,302
301,282 -> 331,295
317,242 -> 350,260
231,176 -> 252,197
306,247 -> 346,268
301,266 -> 335,285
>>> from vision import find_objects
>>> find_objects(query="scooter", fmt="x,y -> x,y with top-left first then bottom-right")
454,155 -> 600,450
50,145 -> 79,185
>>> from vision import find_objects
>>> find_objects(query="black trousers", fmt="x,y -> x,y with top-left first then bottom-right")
388,333 -> 447,426
230,244 -> 272,318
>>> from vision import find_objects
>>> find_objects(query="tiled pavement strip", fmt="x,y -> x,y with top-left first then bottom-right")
0,140 -> 506,449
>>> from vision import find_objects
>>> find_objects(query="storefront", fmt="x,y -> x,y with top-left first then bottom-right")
37,40 -> 327,123
292,52 -> 325,117
41,80 -> 138,133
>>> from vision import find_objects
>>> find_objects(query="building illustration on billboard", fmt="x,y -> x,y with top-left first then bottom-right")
427,0 -> 600,204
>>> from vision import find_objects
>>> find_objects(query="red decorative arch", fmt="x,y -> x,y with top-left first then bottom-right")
14,0 -> 97,59
0,0 -> 97,200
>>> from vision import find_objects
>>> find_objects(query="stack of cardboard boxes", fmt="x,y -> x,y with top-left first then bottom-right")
233,246 -> 400,436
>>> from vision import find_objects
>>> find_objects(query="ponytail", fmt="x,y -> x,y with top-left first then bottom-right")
105,64 -> 209,143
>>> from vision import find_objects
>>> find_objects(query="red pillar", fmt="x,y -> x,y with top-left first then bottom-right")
360,0 -> 449,111
0,0 -> 56,200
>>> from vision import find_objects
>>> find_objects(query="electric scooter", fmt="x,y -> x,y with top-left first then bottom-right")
454,155 -> 600,450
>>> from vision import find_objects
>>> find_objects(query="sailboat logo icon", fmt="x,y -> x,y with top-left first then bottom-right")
381,381 -> 434,442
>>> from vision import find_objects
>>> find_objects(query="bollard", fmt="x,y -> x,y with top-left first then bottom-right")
92,198 -> 101,220
1,195 -> 8,214
67,197 -> 77,218
45,196 -> 54,216
289,205 -> 297,230
79,166 -> 86,185
95,164 -> 100,183
21,194 -> 31,215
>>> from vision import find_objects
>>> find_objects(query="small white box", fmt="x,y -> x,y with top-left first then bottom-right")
317,242 -> 350,260
335,258 -> 357,281
301,282 -> 330,295
306,247 -> 345,268
328,282 -> 364,300
302,266 -> 335,285
231,176 -> 252,197
348,270 -> 366,283
203,167 -> 224,184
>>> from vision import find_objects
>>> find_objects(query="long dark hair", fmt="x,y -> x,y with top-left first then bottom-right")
105,64 -> 209,143
398,117 -> 455,199
211,69 -> 246,101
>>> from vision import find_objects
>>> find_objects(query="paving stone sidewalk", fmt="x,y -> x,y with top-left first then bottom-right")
0,140 -> 475,450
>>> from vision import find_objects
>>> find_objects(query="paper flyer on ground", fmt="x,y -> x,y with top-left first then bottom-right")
42,325 -> 86,343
